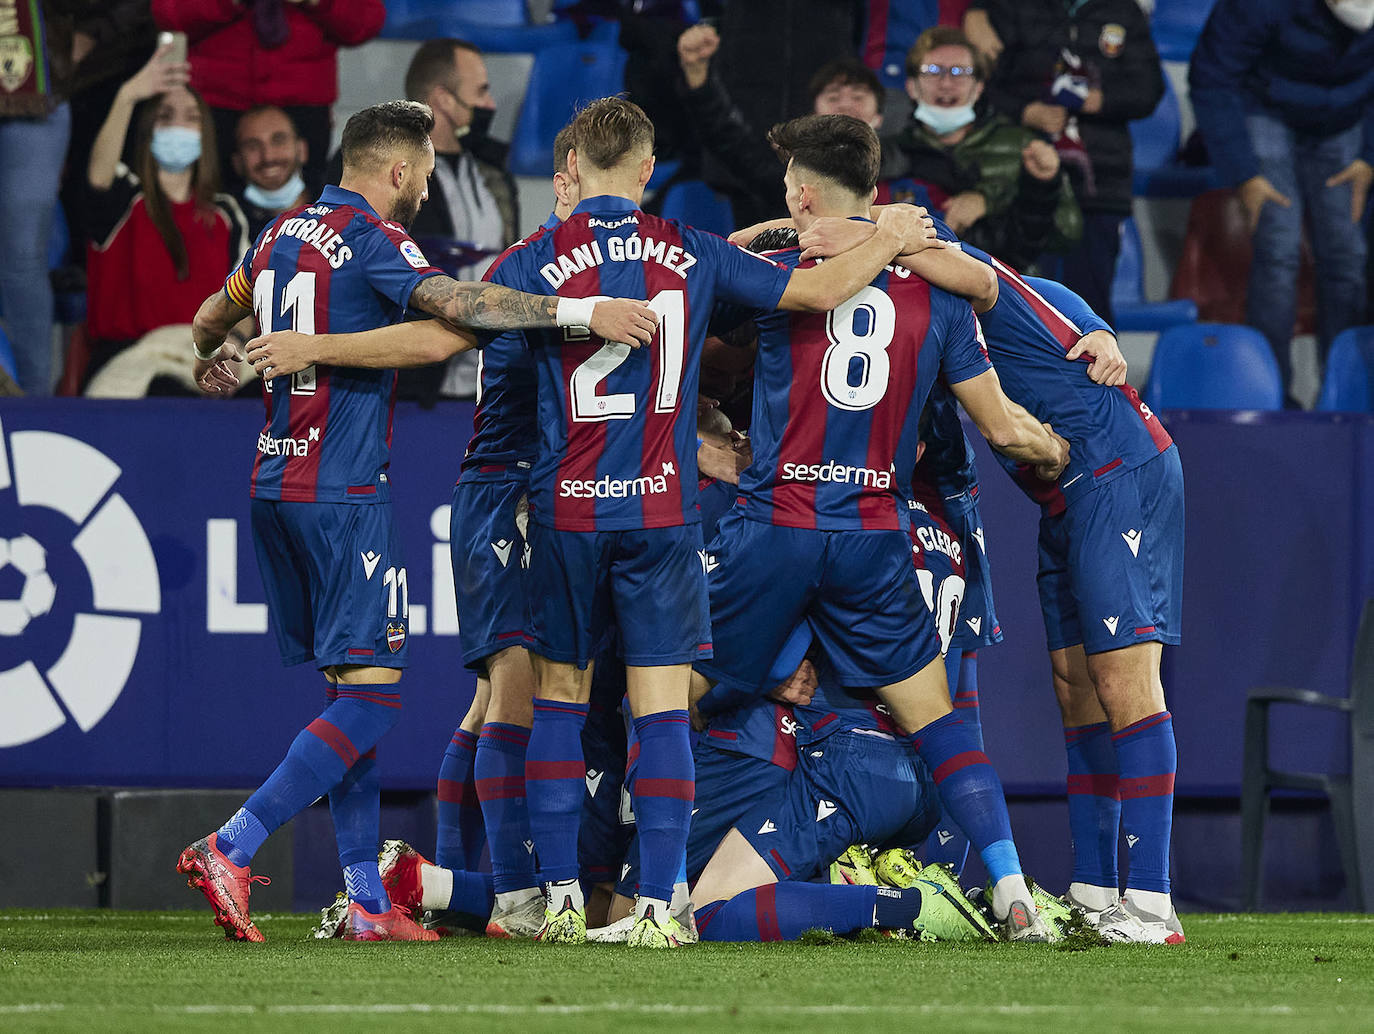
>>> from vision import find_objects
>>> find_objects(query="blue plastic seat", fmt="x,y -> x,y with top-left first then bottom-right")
1142,322 -> 1284,411
381,0 -> 582,47
1151,0 -> 1219,61
509,39 -> 627,176
1316,326 -> 1374,413
1110,217 -> 1197,332
658,180 -> 734,238
0,323 -> 18,383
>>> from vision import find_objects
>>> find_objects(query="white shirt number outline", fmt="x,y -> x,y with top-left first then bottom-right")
254,268 -> 318,395
821,285 -> 896,412
568,290 -> 686,422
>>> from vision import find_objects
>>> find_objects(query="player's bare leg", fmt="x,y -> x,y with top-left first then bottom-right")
692,828 -> 776,908
877,657 -> 1049,940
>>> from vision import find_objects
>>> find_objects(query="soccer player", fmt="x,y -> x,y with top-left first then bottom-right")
476,98 -> 938,949
691,114 -> 1070,941
177,100 -> 656,943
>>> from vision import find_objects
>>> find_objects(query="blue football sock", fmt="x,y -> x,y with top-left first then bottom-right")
1065,721 -> 1121,889
696,883 -> 879,942
330,747 -> 381,871
475,722 -> 538,893
215,807 -> 270,868
235,688 -> 402,867
436,727 -> 484,870
923,652 -> 981,875
910,711 -> 1021,884
343,859 -> 390,915
525,698 -> 589,886
447,869 -> 496,927
1114,711 -> 1176,894
630,710 -> 694,903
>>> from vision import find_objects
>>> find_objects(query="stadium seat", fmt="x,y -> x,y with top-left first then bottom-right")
381,0 -> 582,48
658,179 -> 734,238
1315,327 -> 1374,413
1130,75 -> 1219,198
0,322 -> 18,384
1151,0 -> 1219,61
1141,323 -> 1283,410
1241,598 -> 1374,912
1109,217 -> 1197,332
510,39 -> 627,176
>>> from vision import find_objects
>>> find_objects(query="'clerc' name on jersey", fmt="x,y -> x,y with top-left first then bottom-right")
258,205 -> 355,270
540,235 -> 697,289
779,459 -> 893,490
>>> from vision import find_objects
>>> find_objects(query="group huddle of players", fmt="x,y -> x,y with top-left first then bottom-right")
175,93 -> 1186,949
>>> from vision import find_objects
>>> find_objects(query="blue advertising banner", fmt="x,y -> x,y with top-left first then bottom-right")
0,399 -> 1369,794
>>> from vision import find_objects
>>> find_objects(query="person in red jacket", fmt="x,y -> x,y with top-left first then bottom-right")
151,0 -> 385,191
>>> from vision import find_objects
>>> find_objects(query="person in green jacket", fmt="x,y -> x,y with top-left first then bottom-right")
878,26 -> 1081,272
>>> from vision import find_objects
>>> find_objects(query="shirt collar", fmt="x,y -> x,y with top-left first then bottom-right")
571,195 -> 640,216
318,184 -> 380,219
542,211 -> 563,231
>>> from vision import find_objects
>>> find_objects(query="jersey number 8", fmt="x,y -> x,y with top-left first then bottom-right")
821,286 -> 896,412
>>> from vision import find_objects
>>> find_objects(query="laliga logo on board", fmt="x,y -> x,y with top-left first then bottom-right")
0,422 -> 160,748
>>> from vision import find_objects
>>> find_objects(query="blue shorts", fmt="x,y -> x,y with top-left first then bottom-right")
1038,446 -> 1184,654
525,522 -> 711,667
696,513 -> 940,694
943,492 -> 1002,651
251,499 -> 409,670
451,479 -> 529,670
690,730 -> 938,885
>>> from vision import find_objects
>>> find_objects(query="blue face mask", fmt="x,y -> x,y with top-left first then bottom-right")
915,102 -> 976,137
151,126 -> 202,172
243,171 -> 305,212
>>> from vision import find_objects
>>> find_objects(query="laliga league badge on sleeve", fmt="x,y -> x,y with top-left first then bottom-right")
387,620 -> 407,653
400,239 -> 431,270
0,34 -> 35,93
1099,24 -> 1126,59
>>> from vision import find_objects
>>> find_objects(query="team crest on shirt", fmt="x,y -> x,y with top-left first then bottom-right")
1099,23 -> 1126,58
386,622 -> 407,652
0,36 -> 35,92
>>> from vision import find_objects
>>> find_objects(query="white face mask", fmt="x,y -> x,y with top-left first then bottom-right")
915,102 -> 976,136
1331,0 -> 1374,32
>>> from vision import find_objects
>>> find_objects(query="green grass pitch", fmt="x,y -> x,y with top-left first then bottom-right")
2,910 -> 1371,1033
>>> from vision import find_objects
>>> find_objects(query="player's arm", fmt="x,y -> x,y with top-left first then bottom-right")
950,367 -> 1069,480
776,205 -> 939,312
409,274 -> 658,345
191,289 -> 253,396
247,320 -> 478,379
798,214 -> 999,312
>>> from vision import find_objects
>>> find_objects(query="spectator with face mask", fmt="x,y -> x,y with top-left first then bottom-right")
1190,0 -> 1374,407
878,26 -> 1081,271
83,43 -> 248,389
232,105 -> 312,239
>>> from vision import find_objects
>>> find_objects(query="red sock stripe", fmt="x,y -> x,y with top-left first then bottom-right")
932,750 -> 990,784
335,688 -> 402,709
306,718 -> 359,768
475,775 -> 526,800
479,725 -> 530,747
1113,711 -> 1172,741
755,883 -> 782,942
1118,773 -> 1176,799
452,729 -> 478,749
1067,773 -> 1120,798
634,778 -> 695,802
1064,722 -> 1112,745
525,760 -> 586,781
437,779 -> 481,807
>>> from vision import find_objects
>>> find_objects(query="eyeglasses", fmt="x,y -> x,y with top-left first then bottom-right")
917,63 -> 976,80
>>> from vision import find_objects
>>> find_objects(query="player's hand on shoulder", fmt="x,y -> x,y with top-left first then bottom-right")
1034,424 -> 1071,482
798,216 -> 875,260
246,330 -> 314,379
1066,329 -> 1127,386
589,298 -> 658,348
194,343 -> 242,398
875,203 -> 943,257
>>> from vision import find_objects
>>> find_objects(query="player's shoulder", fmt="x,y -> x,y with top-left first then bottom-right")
485,223 -> 553,280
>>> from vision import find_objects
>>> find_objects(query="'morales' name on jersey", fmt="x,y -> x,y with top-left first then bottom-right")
224,185 -> 444,503
740,250 -> 991,531
489,196 -> 791,532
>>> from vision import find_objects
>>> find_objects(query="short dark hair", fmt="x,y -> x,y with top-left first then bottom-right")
808,58 -> 884,109
746,226 -> 800,253
405,38 -> 482,102
552,124 -> 575,176
905,26 -> 985,81
235,105 -> 299,145
568,96 -> 654,171
767,113 -> 880,198
341,100 -> 435,174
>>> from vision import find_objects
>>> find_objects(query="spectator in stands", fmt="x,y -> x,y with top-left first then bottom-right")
677,21 -> 885,227
84,45 -> 249,390
1190,0 -> 1374,407
879,26 -> 1081,271
150,0 -> 385,193
962,0 -> 1163,325
233,106 -> 312,240
399,37 -> 519,400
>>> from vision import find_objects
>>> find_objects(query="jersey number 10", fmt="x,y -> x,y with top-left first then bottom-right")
566,290 -> 685,422
254,269 -> 319,396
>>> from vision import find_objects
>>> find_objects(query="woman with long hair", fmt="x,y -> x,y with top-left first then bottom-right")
83,41 -> 248,390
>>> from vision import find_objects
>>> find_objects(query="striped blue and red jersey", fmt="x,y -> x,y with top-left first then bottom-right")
701,699 -> 801,772
486,195 -> 791,531
458,213 -> 563,486
738,246 -> 991,531
224,185 -> 444,503
957,241 -> 1173,516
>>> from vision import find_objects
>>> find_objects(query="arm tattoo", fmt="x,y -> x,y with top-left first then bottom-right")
411,276 -> 560,331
